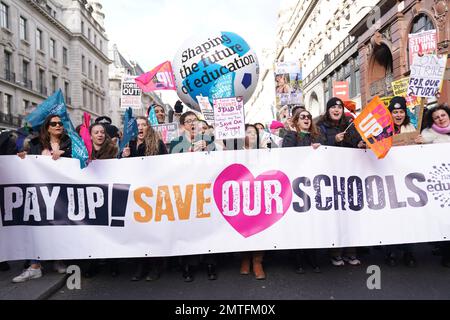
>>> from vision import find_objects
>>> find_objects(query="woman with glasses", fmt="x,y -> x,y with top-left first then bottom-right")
282,110 -> 324,273
317,97 -> 365,268
13,114 -> 72,283
121,116 -> 168,281
169,112 -> 217,282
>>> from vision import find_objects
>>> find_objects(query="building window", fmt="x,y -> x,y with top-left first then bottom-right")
64,81 -> 70,102
90,91 -> 93,108
94,65 -> 98,82
22,60 -> 29,84
0,2 -> 8,29
50,38 -> 56,59
3,93 -> 12,114
36,29 -> 43,51
94,34 -> 97,46
52,76 -> 58,93
100,40 -> 103,52
81,21 -> 84,34
38,69 -> 46,95
88,28 -> 91,41
411,14 -> 435,34
83,88 -> 87,106
82,55 -> 86,73
100,69 -> 103,87
19,16 -> 27,40
4,50 -> 11,80
63,47 -> 68,65
88,60 -> 92,79
23,99 -> 29,112
355,69 -> 360,96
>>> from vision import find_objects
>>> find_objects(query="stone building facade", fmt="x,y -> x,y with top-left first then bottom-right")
0,0 -> 110,130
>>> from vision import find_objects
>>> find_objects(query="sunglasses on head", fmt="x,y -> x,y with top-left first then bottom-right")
49,121 -> 63,128
299,114 -> 312,120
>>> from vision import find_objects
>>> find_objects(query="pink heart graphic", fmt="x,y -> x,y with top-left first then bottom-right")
213,164 -> 292,238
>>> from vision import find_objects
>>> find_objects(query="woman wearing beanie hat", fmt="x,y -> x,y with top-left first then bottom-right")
388,96 -> 416,135
317,97 -> 365,267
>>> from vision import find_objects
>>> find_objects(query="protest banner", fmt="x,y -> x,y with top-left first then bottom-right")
275,62 -> 303,109
213,97 -> 245,140
408,54 -> 447,98
354,96 -> 394,159
153,123 -> 180,144
121,76 -> 142,109
197,96 -> 215,125
2,143 -> 450,261
333,81 -> 350,101
408,29 -> 437,64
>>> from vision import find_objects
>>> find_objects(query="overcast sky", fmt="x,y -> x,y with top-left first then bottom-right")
102,0 -> 280,71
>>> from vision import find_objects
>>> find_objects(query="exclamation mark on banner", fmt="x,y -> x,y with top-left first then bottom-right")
110,184 -> 131,227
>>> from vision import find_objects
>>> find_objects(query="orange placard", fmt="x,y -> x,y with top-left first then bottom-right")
354,96 -> 394,159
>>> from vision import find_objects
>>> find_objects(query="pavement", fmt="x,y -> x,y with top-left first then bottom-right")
0,261 -> 67,300
2,243 -> 450,300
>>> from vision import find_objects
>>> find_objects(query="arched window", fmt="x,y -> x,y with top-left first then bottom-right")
410,14 -> 435,34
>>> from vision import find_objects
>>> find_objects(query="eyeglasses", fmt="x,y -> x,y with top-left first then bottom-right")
49,121 -> 63,127
299,114 -> 312,120
184,119 -> 198,125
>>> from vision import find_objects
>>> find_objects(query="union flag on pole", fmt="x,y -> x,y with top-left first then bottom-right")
354,96 -> 394,159
135,61 -> 177,92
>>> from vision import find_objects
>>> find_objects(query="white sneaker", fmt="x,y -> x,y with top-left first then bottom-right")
343,255 -> 361,266
331,256 -> 345,266
12,267 -> 42,283
53,261 -> 67,274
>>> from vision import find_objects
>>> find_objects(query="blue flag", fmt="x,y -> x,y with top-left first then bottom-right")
148,105 -> 159,126
120,108 -> 138,152
25,89 -> 70,130
25,89 -> 89,168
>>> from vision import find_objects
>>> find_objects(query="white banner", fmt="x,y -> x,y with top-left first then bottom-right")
1,144 -> 450,262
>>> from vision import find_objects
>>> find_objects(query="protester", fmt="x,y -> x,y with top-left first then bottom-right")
255,123 -> 265,132
95,116 -> 121,145
121,116 -> 168,281
282,110 -> 323,273
415,105 -> 450,267
147,104 -> 167,125
169,112 -> 217,282
13,115 -> 71,283
82,123 -> 121,278
384,97 -> 418,267
418,105 -> 450,144
317,97 -> 365,267
389,97 -> 416,135
170,112 -> 214,153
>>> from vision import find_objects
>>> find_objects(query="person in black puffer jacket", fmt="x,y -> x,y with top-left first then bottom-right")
316,97 -> 366,268
283,109 -> 325,148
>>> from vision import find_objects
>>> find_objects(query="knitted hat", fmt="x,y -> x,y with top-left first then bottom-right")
388,96 -> 407,113
270,120 -> 285,130
326,97 -> 344,110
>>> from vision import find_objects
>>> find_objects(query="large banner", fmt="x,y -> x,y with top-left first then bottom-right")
1,144 -> 450,261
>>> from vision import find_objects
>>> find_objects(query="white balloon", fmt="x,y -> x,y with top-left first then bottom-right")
173,31 -> 260,112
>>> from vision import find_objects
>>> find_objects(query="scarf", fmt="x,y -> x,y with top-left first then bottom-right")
432,124 -> 450,135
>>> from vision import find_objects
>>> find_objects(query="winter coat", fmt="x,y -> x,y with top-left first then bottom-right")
170,133 -> 215,153
27,135 -> 72,157
282,130 -> 326,148
422,128 -> 450,144
129,139 -> 168,157
316,117 -> 362,148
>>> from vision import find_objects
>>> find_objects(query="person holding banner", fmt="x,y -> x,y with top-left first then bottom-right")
91,123 -> 119,160
147,105 -> 167,125
282,110 -> 324,149
389,97 -> 416,135
419,105 -> 450,145
121,116 -> 168,281
169,112 -> 214,153
13,115 -> 71,283
317,98 -> 364,267
282,110 -> 323,273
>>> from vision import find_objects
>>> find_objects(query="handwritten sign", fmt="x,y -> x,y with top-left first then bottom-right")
392,78 -> 421,108
213,97 -> 245,140
196,96 -> 215,125
407,54 -> 447,98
